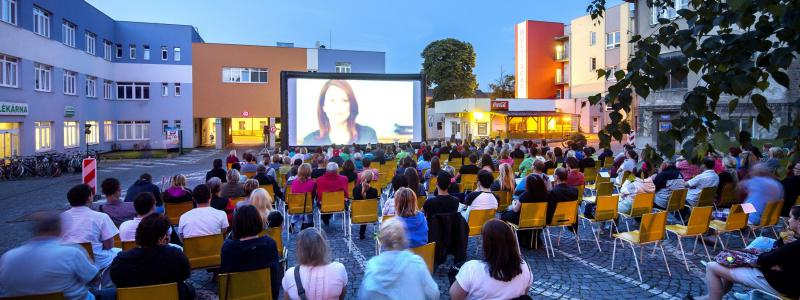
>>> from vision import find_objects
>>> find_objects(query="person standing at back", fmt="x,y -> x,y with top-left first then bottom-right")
178,184 -> 229,239
0,212 -> 98,300
282,228 -> 348,300
358,218 -> 439,300
206,158 -> 227,183
61,184 -> 120,270
95,177 -> 136,227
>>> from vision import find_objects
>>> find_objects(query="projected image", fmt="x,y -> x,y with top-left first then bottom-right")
288,77 -> 420,146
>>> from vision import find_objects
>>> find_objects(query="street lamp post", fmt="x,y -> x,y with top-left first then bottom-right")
84,123 -> 92,157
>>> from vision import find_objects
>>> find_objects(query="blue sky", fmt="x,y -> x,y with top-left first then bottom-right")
87,0 -> 619,91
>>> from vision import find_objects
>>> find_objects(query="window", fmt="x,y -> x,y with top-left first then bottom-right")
33,7 -> 50,38
143,45 -> 150,60
161,82 -> 168,96
129,44 -> 136,59
103,80 -> 113,99
222,67 -> 268,83
85,121 -> 99,145
335,62 -> 352,73
555,68 -> 563,83
477,123 -> 488,136
161,120 -> 168,132
35,121 -> 52,151
606,31 -> 621,49
116,121 -> 150,141
85,32 -> 96,55
63,121 -> 79,148
590,31 -> 596,46
174,83 -> 181,96
62,20 -> 75,47
666,72 -> 688,89
115,44 -> 122,58
103,40 -> 113,61
175,120 -> 181,129
85,76 -> 96,98
116,82 -> 150,100
34,63 -> 52,92
589,57 -> 597,71
555,89 -> 562,99
161,46 -> 168,60
606,66 -> 620,82
62,70 -> 76,95
103,121 -> 113,141
1,0 -> 17,25
0,54 -> 18,88
173,47 -> 181,61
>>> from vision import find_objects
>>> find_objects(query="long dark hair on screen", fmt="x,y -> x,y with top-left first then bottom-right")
316,80 -> 359,143
482,219 -> 523,282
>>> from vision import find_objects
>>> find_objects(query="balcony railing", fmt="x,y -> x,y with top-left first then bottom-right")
555,51 -> 569,61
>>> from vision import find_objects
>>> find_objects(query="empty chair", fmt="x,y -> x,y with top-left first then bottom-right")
544,200 -> 580,257
461,174 -> 478,192
656,188 -> 687,224
117,283 -> 179,300
748,200 -> 783,239
596,182 -> 614,197
618,193 -> 654,231
665,206 -> 713,270
510,202 -> 549,255
708,204 -> 750,250
580,195 -> 619,252
284,192 -> 312,240
493,190 -> 512,212
165,201 -> 194,226
349,198 -> 379,253
183,233 -> 224,269
611,211 -> 670,281
317,191 -> 347,232
218,268 -> 272,300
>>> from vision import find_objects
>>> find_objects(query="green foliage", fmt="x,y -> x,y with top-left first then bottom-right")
421,38 -> 478,102
587,0 -> 800,159
489,74 -> 515,99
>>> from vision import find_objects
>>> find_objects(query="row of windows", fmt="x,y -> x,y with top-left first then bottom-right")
0,53 -> 182,99
6,4 -> 182,62
588,31 -> 621,49
222,67 -> 268,83
34,120 -> 152,152
650,0 -> 689,25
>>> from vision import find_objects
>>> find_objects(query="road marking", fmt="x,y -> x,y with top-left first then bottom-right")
343,237 -> 368,271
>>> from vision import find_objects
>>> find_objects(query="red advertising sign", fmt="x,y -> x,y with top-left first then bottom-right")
491,100 -> 509,111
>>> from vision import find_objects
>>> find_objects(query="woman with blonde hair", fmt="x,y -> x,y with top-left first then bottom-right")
498,149 -> 514,166
162,174 -> 193,205
491,163 -> 515,192
282,228 -> 348,300
394,187 -> 428,248
226,149 -> 240,164
246,188 -> 284,228
287,163 -> 316,231
353,171 -> 379,239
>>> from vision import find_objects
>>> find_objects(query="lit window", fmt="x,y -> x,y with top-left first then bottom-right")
1,0 -> 17,25
116,121 -> 150,141
129,44 -> 136,59
143,45 -> 150,60
116,82 -> 150,100
63,121 -> 79,148
103,121 -> 113,142
85,121 -> 99,145
62,20 -> 75,47
62,70 -> 76,95
161,46 -> 168,60
85,31 -> 96,55
335,62 -> 352,73
85,76 -> 96,98
173,47 -> 181,61
34,63 -> 52,92
33,7 -> 50,38
0,54 -> 19,88
103,80 -> 113,99
35,121 -> 52,152
161,82 -> 168,96
174,83 -> 181,96
221,67 -> 268,83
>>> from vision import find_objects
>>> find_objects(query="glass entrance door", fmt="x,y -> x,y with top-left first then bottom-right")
0,128 -> 19,159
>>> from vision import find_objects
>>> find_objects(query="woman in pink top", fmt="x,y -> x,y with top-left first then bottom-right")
498,149 -> 514,167
288,163 -> 316,231
282,228 -> 348,300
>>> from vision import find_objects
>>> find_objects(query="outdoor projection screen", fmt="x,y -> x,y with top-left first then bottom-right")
281,72 -> 425,148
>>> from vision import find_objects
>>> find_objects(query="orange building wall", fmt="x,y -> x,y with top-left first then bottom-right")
516,21 -> 564,99
192,43 -> 307,118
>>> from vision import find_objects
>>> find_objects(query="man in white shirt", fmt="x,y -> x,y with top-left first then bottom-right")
118,192 -> 157,241
61,184 -> 120,269
685,157 -> 720,206
178,184 -> 228,238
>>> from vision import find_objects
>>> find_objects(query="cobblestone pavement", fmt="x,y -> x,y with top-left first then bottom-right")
0,144 -> 761,299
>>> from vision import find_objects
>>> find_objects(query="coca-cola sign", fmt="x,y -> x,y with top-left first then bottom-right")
491,100 -> 508,111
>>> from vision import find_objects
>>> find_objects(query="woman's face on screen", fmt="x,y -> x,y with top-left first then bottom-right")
323,85 -> 351,125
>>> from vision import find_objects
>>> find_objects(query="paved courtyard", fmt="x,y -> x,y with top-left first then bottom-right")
0,145 -> 760,299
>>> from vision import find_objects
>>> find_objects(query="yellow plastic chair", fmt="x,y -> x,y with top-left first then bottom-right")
460,174 -> 478,192
410,242 -> 436,273
1,293 -> 65,300
580,195 -> 619,252
263,185 -> 275,199
121,240 -> 136,251
596,182 -> 614,198
545,200 -> 581,257
709,204 -> 749,250
259,227 -> 287,270
349,199 -> 379,254
748,200 -> 783,240
229,197 -> 247,208
318,191 -> 347,232
687,187 -> 716,210
449,159 -> 462,171
666,206 -> 713,270
218,268 -> 273,300
285,192 -> 312,241
510,202 -> 549,255
183,233 -> 224,269
603,156 -> 613,168
546,168 -> 555,176
416,195 -> 427,211
440,154 -> 450,163
78,242 -> 94,262
583,167 -> 597,183
715,183 -> 738,208
117,283 -> 179,300
165,201 -> 194,226
618,193 -> 655,231
611,211 -> 671,281
227,163 -> 234,170
512,158 -> 522,171
493,190 -> 512,211
467,209 -> 497,255
346,181 -> 355,198
656,188 -> 687,224
427,177 -> 438,193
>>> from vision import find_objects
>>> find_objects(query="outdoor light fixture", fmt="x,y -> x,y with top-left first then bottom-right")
473,111 -> 485,120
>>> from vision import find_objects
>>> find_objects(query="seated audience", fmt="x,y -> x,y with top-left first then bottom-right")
616,150 -> 638,185
253,164 -> 284,201
220,205 -> 283,299
231,163 -> 247,182
162,175 -> 194,205
685,157 -> 719,206
287,163 -> 316,231
340,160 -> 359,183
617,168 -> 656,214
716,156 -> 739,204
383,175 -> 409,216
547,168 -> 578,224
353,171 -> 379,240
178,184 -> 229,238
653,160 -> 686,209
119,192 -> 157,241
110,214 -> 195,300
423,172 -> 461,217
124,173 -> 161,204
206,178 -> 230,213
245,188 -> 284,228
781,161 -> 800,216
579,148 -> 596,171
61,184 -> 119,269
220,169 -> 245,199
565,157 -> 585,187
740,164 -> 785,225
316,162 -> 350,226
206,158 -> 227,183
0,212 -> 98,299
405,167 -> 426,196
96,177 -> 136,227
282,228 -> 348,300
226,150 -> 240,164
358,218 -> 439,300
677,156 -> 702,180
490,163 -> 515,192
358,158 -> 380,183
463,170 -> 499,220
456,154 -> 481,182
515,160 -> 552,196
394,187 -> 429,248
450,219 -> 532,300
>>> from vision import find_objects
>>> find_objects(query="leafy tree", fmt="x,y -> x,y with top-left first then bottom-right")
586,0 -> 800,161
489,74 -> 515,99
421,38 -> 478,102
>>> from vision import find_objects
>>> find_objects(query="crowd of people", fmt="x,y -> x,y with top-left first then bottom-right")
0,138 -> 798,300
